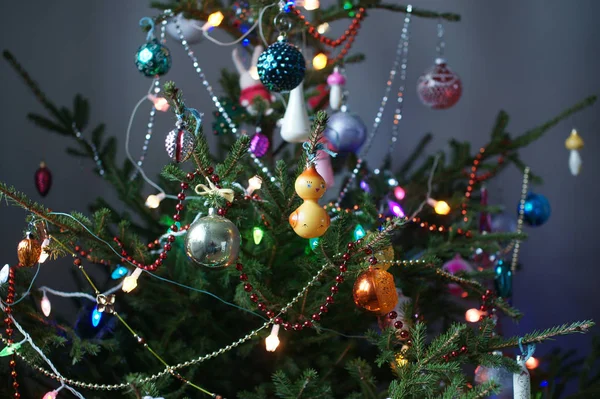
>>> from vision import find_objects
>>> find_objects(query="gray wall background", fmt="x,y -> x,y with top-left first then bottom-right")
0,0 -> 598,390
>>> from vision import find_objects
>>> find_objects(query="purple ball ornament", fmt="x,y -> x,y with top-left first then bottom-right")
324,111 -> 367,153
442,255 -> 474,296
250,129 -> 269,158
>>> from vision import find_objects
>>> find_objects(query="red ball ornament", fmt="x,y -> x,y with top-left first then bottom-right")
34,162 -> 52,197
416,58 -> 462,110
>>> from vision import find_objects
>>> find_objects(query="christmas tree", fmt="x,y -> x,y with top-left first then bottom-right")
0,1 -> 597,398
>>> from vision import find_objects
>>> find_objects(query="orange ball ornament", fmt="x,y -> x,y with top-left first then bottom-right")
353,267 -> 398,315
289,165 -> 330,238
17,233 -> 42,267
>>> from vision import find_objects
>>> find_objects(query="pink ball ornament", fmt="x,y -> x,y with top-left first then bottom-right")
417,58 -> 462,109
250,131 -> 269,158
442,255 -> 473,296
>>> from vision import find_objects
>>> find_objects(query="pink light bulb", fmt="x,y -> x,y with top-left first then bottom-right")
43,391 -> 58,399
147,94 -> 170,112
394,186 -> 406,200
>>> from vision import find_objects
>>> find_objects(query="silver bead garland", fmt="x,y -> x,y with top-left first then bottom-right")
512,167 -> 529,272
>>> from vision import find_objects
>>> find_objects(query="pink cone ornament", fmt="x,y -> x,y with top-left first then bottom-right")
315,139 -> 335,188
442,255 -> 473,296
35,162 -> 52,197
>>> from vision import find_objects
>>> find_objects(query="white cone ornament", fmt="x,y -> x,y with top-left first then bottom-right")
232,46 -> 274,115
315,139 -> 335,188
514,356 -> 531,399
327,67 -> 346,111
280,80 -> 311,143
166,13 -> 203,44
565,128 -> 584,176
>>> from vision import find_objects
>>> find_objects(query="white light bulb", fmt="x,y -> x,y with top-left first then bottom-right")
317,23 -> 329,34
38,238 -> 51,264
465,308 -> 482,323
146,193 -> 166,209
303,0 -> 320,10
43,391 -> 58,399
122,268 -> 143,293
265,324 -> 280,352
247,176 -> 263,195
0,264 -> 9,284
41,294 -> 51,317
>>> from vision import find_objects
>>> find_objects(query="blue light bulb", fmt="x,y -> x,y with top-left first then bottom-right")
309,237 -> 320,252
353,224 -> 366,241
111,265 -> 128,280
91,307 -> 102,327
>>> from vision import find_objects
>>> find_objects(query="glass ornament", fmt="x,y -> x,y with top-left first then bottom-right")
250,131 -> 270,157
494,260 -> 512,298
324,111 -> 367,153
520,192 -> 551,226
185,212 -> 241,268
353,267 -> 399,315
17,233 -> 42,268
135,39 -> 172,77
35,161 -> 52,197
289,166 -> 331,238
257,39 -> 306,92
416,58 -> 462,109
165,128 -> 196,163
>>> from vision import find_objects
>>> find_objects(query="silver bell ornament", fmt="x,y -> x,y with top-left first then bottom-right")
185,209 -> 241,268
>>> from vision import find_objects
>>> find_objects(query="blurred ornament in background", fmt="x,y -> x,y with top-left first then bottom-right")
471,247 -> 497,270
474,360 -> 514,398
315,140 -> 335,188
280,81 -> 311,142
565,128 -> 584,176
35,161 -> 52,197
442,255 -> 473,296
257,39 -> 306,92
353,267 -> 399,315
520,192 -> 551,227
17,233 -> 42,268
231,0 -> 256,25
250,129 -> 270,158
491,214 -> 517,233
233,46 -> 274,115
308,84 -> 330,110
416,58 -> 461,109
324,111 -> 367,152
135,39 -> 172,77
166,13 -> 203,44
479,186 -> 492,232
494,259 -> 512,298
165,127 -> 196,163
327,67 -> 346,110
185,210 -> 241,268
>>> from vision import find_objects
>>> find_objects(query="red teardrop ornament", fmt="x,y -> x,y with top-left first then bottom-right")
35,162 -> 52,197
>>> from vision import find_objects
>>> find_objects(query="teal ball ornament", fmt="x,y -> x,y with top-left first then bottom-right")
135,39 -> 172,77
257,39 -> 305,92
519,192 -> 551,227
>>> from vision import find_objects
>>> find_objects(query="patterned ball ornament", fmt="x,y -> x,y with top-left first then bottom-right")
250,131 -> 270,158
257,39 -> 306,92
520,192 -> 551,227
324,111 -> 367,153
165,128 -> 196,163
353,267 -> 399,315
185,211 -> 241,268
135,38 -> 172,77
417,58 -> 462,109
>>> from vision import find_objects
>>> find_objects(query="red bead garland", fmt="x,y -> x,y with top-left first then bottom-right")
4,266 -> 20,398
291,7 -> 365,48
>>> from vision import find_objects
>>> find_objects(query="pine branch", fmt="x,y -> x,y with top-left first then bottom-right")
489,320 -> 595,350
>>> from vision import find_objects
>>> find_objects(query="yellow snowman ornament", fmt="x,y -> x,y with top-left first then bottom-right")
289,165 -> 331,238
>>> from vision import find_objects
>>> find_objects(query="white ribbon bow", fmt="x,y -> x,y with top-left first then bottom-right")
195,176 -> 235,202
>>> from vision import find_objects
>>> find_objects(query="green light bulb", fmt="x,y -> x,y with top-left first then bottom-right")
253,226 -> 265,245
0,342 -> 22,357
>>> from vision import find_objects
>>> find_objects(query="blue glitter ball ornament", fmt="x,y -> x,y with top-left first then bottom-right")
324,111 -> 367,152
257,39 -> 306,92
519,192 -> 551,226
135,39 -> 172,77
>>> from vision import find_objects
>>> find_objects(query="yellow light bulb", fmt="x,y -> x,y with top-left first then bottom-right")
265,325 -> 280,352
303,0 -> 320,10
317,22 -> 329,34
207,11 -> 224,27
312,53 -> 328,70
249,66 -> 259,81
122,268 -> 143,293
465,308 -> 482,323
427,198 -> 451,215
145,193 -> 166,209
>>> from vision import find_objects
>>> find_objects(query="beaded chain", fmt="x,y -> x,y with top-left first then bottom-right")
511,167 -> 529,272
335,6 -> 413,206
291,7 -> 365,48
5,266 -> 20,398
